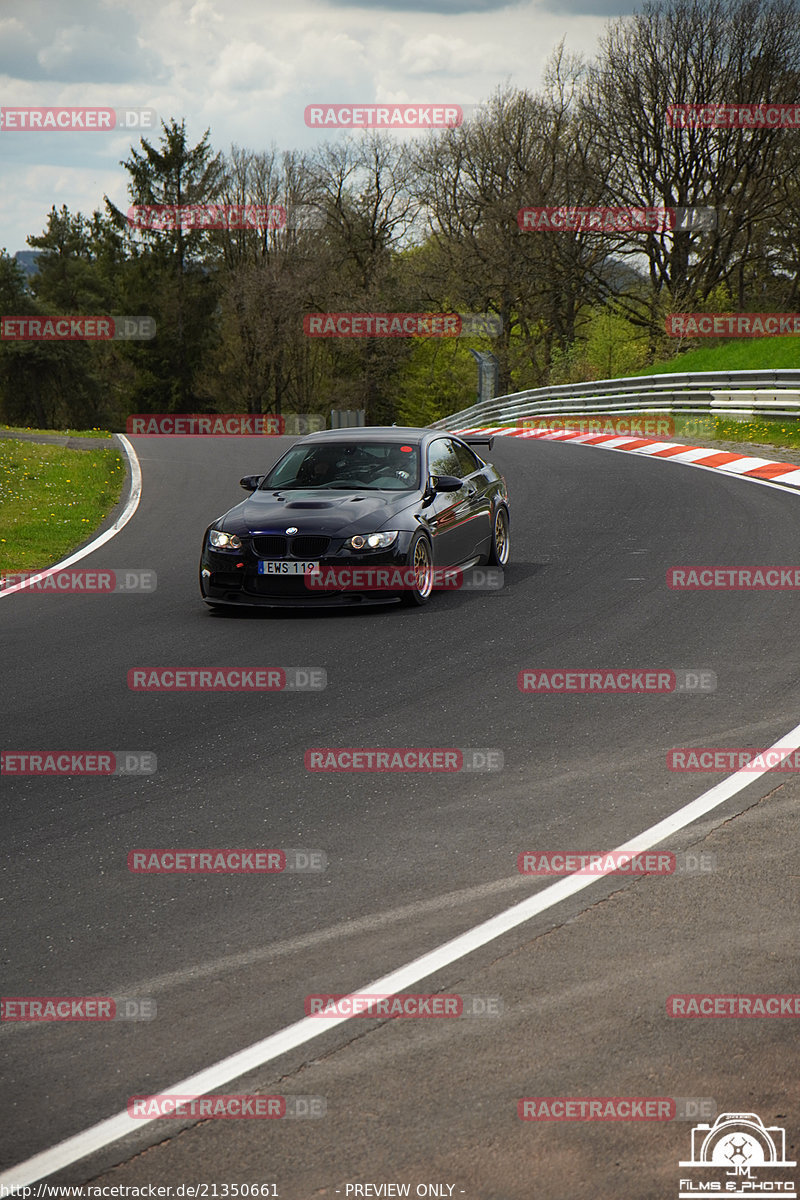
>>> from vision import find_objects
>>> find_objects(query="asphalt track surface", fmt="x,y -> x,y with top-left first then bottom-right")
2,432 -> 798,1196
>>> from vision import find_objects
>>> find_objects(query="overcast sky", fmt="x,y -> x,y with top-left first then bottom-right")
0,0 -> 640,255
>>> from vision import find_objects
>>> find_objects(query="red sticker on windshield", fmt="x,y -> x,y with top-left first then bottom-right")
400,445 -> 413,452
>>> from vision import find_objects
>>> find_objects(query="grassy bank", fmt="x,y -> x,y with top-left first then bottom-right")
1,424 -> 113,439
635,334 -> 800,375
0,440 -> 126,573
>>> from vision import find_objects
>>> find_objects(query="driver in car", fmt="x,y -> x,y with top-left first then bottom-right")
384,445 -> 411,480
298,450 -> 340,485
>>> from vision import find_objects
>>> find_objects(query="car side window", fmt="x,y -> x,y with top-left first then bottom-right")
452,441 -> 482,477
427,438 -> 462,479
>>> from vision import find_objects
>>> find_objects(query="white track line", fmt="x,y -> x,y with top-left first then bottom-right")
0,435 -> 142,599
4,722 -> 800,1187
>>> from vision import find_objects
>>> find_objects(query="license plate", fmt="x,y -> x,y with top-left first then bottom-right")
258,560 -> 319,575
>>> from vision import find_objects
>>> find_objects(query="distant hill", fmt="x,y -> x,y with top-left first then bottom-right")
14,251 -> 42,276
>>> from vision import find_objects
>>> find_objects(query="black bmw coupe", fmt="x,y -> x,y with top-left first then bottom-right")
199,426 -> 509,608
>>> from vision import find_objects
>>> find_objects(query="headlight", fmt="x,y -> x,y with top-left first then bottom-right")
208,528 -> 242,550
344,531 -> 398,550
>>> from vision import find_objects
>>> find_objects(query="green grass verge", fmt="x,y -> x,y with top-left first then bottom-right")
634,335 -> 800,375
0,441 -> 126,573
704,416 -> 800,450
1,424 -> 113,438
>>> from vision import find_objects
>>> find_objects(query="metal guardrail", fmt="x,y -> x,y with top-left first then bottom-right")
431,369 -> 800,430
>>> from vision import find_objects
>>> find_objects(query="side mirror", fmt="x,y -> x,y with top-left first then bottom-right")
430,474 -> 463,493
240,474 -> 264,491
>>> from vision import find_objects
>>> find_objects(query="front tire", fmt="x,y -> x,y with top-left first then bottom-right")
487,505 -> 510,566
400,533 -> 434,606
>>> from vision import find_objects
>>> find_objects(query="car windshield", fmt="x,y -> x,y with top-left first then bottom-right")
260,441 -> 420,491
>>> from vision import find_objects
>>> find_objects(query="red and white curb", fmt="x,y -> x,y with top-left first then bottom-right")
455,424 -> 800,489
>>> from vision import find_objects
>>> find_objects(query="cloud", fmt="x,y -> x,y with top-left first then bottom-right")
318,0 -> 523,9
0,0 -> 163,83
0,0 -> 626,253
393,33 -> 487,75
537,0 -> 638,11
0,162 -> 125,254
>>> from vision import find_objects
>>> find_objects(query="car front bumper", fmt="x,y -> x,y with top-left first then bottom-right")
199,537 -> 421,608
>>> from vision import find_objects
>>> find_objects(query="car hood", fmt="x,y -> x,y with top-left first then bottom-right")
220,488 -> 420,537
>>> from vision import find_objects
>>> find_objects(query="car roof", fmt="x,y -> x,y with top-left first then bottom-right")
293,426 -> 452,447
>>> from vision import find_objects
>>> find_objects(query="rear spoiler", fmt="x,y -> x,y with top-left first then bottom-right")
461,434 -> 494,451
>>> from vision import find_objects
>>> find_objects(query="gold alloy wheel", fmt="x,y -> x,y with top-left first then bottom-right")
493,507 -> 509,565
413,535 -> 434,599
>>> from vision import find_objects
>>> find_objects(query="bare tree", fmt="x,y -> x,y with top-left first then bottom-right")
582,0 -> 800,336
408,72 -> 610,388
